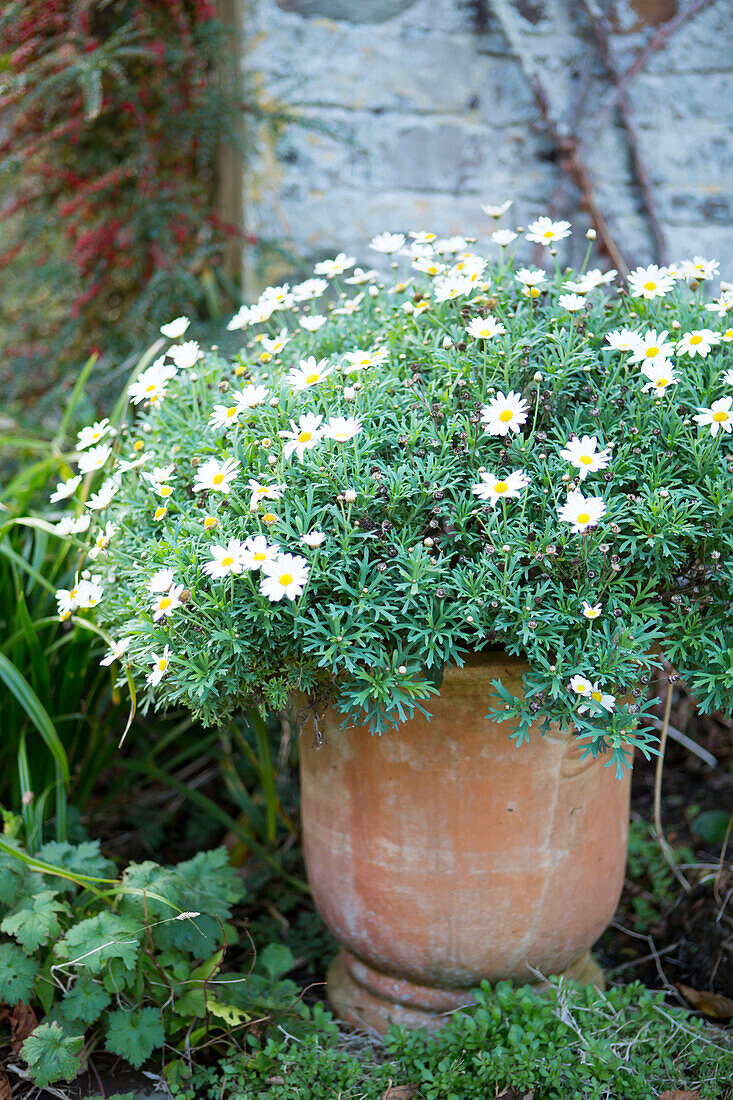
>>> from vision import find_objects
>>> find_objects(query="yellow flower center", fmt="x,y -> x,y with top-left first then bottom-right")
643,281 -> 657,291
154,507 -> 167,519
97,537 -> 106,549
133,441 -> 144,451
158,597 -> 172,611
226,407 -> 237,419
298,431 -> 313,443
254,552 -> 266,562
645,346 -> 659,357
499,410 -> 513,423
212,473 -> 224,485
69,587 -> 78,600
689,334 -> 703,344
579,455 -> 593,465
305,373 -> 320,384
577,512 -> 590,524
145,384 -> 157,393
159,485 -> 173,497
725,330 -> 733,339
591,690 -> 603,702
479,328 -> 491,338
279,573 -> 293,586
158,659 -> 168,672
573,683 -> 586,694
543,229 -> 554,239
494,481 -> 508,494
713,411 -> 729,422
657,378 -> 669,388
262,513 -> 277,524
221,556 -> 234,567
527,287 -> 540,298
204,517 -> 217,529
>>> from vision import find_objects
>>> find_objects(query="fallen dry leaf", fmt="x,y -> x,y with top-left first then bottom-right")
382,1080 -> 420,1100
0,1071 -> 11,1100
675,983 -> 733,1020
10,1001 -> 39,1053
659,1091 -> 700,1100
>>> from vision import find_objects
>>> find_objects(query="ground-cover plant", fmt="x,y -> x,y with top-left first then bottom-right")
177,979 -> 733,1100
0,828 -> 308,1092
51,219 -> 733,776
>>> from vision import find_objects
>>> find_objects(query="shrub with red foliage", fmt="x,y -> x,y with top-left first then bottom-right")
0,0 -> 242,410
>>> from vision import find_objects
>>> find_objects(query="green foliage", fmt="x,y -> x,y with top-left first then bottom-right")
625,819 -> 694,931
21,1023 -> 84,1088
189,980 -> 733,1100
58,238 -> 733,774
0,836 -> 304,1089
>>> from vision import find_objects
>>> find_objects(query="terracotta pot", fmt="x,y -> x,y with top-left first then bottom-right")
299,653 -> 632,1032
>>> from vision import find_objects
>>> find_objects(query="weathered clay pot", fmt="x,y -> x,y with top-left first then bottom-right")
299,653 -> 632,1032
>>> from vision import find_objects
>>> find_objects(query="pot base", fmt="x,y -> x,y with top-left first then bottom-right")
327,948 -> 605,1034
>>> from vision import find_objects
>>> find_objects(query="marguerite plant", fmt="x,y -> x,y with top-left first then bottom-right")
51,214 -> 733,775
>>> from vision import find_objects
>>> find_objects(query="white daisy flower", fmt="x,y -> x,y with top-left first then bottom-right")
261,328 -> 291,356
515,267 -> 547,298
152,584 -> 184,622
50,475 -> 82,503
559,435 -> 611,480
675,329 -> 721,358
627,264 -> 675,300
76,419 -> 112,450
480,390 -> 529,436
75,578 -> 104,609
279,413 -> 324,462
370,231 -> 406,253
291,277 -> 328,301
525,217 -> 571,244
641,361 -> 679,396
323,416 -> 362,442
313,252 -> 356,278
412,256 -> 447,277
241,535 -> 280,571
56,514 -> 90,537
563,269 -> 616,293
259,553 -> 310,603
77,444 -> 112,474
88,522 -> 118,559
578,684 -> 616,713
299,315 -> 328,332
627,330 -> 676,366
693,396 -> 733,437
100,637 -> 131,666
705,291 -> 733,318
491,229 -> 518,247
675,256 -> 719,282
582,601 -> 602,621
557,490 -> 606,533
227,305 -> 255,331
192,457 -> 240,494
721,329 -> 733,344
147,645 -> 172,687
86,479 -> 119,511
209,404 -> 241,431
247,478 -> 286,511
482,200 -> 512,218
167,340 -> 201,370
147,568 -> 177,593
234,384 -> 268,409
569,674 -> 593,697
259,283 -> 293,311
143,465 -> 175,484
203,539 -> 247,579
558,293 -> 586,313
344,267 -> 381,285
286,357 -> 332,391
471,469 -> 529,508
723,369 -> 733,385
127,360 -> 177,405
465,315 -> 506,340
451,255 -> 487,284
301,530 -> 326,548
433,274 -> 475,302
160,316 -> 190,339
434,236 -> 468,254
342,348 -> 388,373
604,329 -> 643,352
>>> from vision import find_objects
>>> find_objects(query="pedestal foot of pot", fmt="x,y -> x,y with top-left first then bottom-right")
326,949 -> 605,1035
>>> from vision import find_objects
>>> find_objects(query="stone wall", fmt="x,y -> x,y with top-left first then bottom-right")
243,0 -> 732,284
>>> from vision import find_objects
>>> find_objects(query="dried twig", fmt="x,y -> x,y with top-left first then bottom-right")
580,0 -> 668,264
654,684 -> 692,893
488,0 -> 630,273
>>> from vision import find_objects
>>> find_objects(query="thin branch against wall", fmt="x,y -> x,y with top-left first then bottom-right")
487,0 -> 630,274
580,0 -> 668,265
